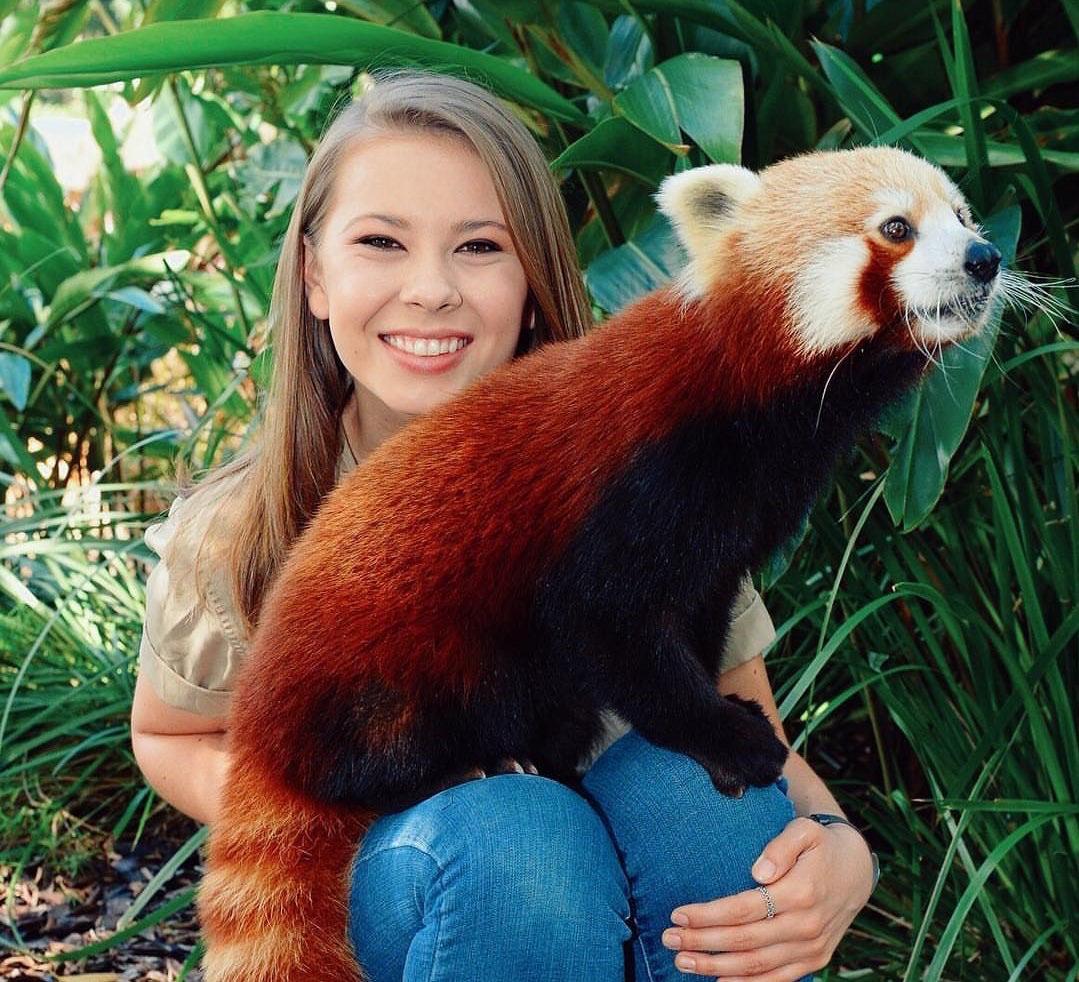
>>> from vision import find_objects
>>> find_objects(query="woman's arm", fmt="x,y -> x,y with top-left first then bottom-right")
130,672 -> 231,826
717,655 -> 864,820
655,655 -> 877,979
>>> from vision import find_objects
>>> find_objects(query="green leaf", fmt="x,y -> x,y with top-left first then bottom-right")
558,1 -> 609,80
926,813 -> 1061,978
0,351 -> 30,410
0,395 -> 38,474
551,116 -> 670,186
983,49 -> 1079,100
332,0 -> 442,40
949,0 -> 988,209
614,53 -> 743,163
46,251 -> 190,330
28,0 -> 91,56
604,14 -> 652,90
0,12 -> 587,126
151,75 -> 232,168
233,138 -> 309,218
131,0 -> 229,102
0,123 -> 87,264
105,286 -> 166,315
913,129 -> 1079,171
144,0 -> 227,23
811,39 -> 911,147
883,206 -> 1022,530
585,212 -> 680,313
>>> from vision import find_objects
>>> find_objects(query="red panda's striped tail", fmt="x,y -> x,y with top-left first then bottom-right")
198,757 -> 372,982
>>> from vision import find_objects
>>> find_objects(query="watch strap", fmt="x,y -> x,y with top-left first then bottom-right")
806,813 -> 880,892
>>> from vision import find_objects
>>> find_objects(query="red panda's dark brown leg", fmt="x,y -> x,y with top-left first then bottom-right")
596,624 -> 789,797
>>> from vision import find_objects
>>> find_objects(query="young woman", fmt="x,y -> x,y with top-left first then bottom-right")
130,68 -> 876,982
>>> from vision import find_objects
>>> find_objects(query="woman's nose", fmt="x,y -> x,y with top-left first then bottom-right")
398,255 -> 462,311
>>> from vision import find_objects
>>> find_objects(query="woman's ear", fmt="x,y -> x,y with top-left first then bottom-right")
303,237 -> 329,320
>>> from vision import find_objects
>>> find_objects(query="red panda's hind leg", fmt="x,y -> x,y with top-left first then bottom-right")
259,675 -> 540,812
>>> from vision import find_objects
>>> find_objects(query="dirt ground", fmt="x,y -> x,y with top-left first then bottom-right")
1,818 -> 205,982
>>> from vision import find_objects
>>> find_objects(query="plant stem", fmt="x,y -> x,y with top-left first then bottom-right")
166,76 -> 251,339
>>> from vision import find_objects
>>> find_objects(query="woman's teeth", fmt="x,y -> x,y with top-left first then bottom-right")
382,335 -> 471,356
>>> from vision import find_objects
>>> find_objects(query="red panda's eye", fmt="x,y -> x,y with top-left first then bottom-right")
880,217 -> 912,243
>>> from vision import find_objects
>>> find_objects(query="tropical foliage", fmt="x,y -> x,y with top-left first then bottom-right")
0,0 -> 1074,977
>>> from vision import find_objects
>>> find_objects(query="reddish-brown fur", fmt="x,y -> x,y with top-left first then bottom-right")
197,148 -> 965,981
859,239 -> 911,326
198,283 -> 831,981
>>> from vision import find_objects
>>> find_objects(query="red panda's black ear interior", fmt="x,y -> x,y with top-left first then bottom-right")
654,164 -> 761,261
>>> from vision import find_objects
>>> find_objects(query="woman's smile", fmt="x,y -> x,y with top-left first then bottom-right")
379,333 -> 475,374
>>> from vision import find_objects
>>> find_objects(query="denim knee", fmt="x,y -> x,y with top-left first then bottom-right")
350,774 -> 632,981
580,729 -> 805,982
581,728 -> 796,875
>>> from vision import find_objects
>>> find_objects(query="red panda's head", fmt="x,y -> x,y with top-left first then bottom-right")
655,147 -> 1002,361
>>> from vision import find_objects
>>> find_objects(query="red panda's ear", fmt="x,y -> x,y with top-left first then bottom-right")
654,164 -> 761,262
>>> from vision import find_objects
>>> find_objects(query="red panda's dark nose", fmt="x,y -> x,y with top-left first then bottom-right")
964,241 -> 1001,284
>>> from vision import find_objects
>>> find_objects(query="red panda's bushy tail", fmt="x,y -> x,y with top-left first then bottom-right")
198,756 -> 373,982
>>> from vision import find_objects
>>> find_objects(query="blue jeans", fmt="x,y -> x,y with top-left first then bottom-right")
348,729 -> 813,980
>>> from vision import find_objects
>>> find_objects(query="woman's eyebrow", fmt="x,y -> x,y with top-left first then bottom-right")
343,213 -> 508,234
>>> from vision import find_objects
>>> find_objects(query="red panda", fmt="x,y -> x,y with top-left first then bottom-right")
196,146 -> 1002,981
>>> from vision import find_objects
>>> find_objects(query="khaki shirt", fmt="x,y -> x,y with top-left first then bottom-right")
138,434 -> 777,735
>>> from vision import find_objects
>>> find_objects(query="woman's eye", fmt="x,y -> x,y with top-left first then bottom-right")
357,235 -> 401,250
459,240 -> 500,255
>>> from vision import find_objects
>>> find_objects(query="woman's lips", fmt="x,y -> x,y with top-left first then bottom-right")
379,335 -> 472,375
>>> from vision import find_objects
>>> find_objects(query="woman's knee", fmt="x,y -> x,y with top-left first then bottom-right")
581,729 -> 796,875
355,773 -> 631,922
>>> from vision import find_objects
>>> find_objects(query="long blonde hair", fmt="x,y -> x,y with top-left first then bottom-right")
171,68 -> 594,635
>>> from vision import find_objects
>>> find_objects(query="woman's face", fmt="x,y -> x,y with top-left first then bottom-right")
304,129 -> 530,437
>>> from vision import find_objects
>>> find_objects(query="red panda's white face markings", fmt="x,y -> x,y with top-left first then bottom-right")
656,148 -> 1002,363
884,190 -> 1000,349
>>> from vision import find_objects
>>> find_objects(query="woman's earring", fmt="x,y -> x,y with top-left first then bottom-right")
528,306 -> 537,331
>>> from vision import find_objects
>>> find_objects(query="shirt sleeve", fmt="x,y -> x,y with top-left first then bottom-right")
137,494 -> 248,718
716,573 -> 777,676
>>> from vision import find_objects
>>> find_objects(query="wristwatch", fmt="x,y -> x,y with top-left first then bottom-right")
806,813 -> 880,892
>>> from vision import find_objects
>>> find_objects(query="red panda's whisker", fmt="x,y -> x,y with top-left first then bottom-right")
814,344 -> 856,435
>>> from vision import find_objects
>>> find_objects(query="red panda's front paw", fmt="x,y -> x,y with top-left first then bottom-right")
694,698 -> 790,797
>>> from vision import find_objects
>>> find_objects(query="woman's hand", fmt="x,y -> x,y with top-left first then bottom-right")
661,816 -> 875,980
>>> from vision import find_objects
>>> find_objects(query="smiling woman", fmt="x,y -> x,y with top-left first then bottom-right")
301,129 -> 530,437
128,68 -> 852,982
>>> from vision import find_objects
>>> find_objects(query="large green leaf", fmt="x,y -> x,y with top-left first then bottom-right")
234,138 -> 309,219
551,116 -> 670,186
604,14 -> 652,90
614,53 -> 743,163
948,0 -> 989,209
913,129 -> 1079,171
883,206 -> 1022,530
131,0 -> 229,103
558,1 -> 609,82
0,12 -> 587,126
0,123 -> 87,265
983,49 -> 1079,101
